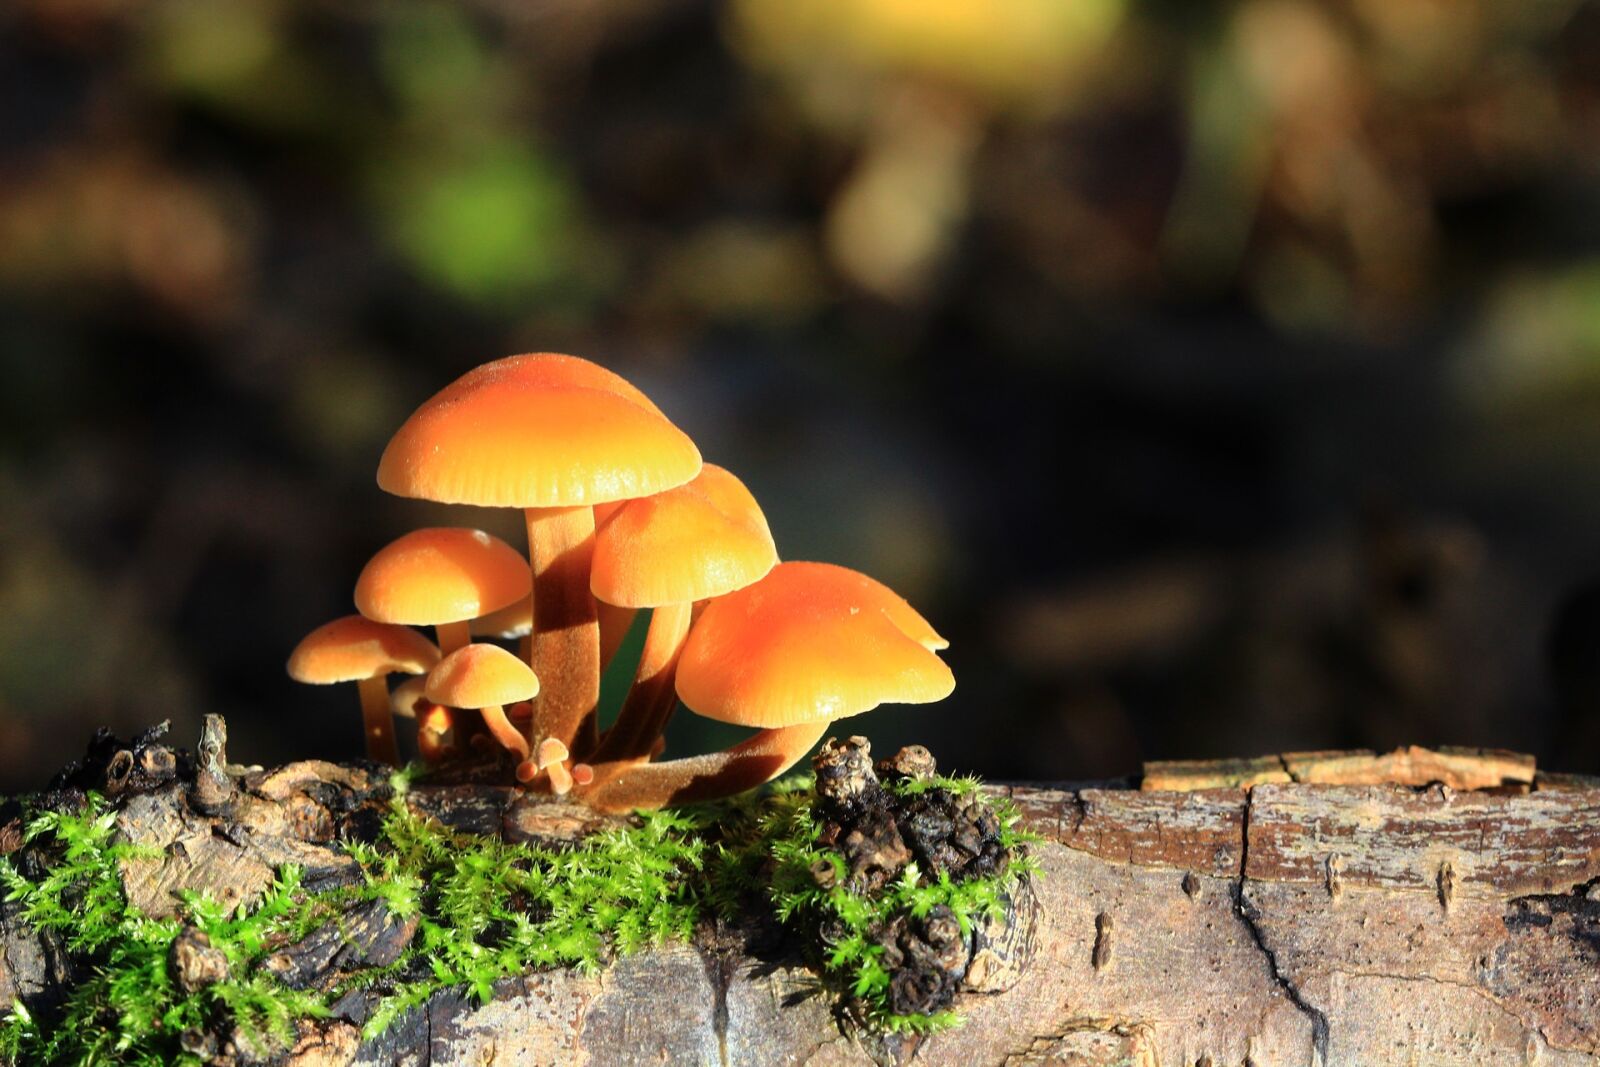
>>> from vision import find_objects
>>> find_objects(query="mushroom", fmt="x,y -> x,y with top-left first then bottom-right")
389,677 -> 464,763
580,562 -> 953,811
355,527 -> 531,656
377,354 -> 701,766
416,703 -> 458,763
425,642 -> 541,762
529,737 -> 575,795
287,615 -> 441,765
587,464 -> 777,765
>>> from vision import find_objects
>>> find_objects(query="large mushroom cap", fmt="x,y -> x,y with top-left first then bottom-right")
426,643 -> 541,709
377,353 -> 702,508
287,615 -> 440,684
675,561 -> 953,728
591,464 -> 778,608
356,527 -> 531,627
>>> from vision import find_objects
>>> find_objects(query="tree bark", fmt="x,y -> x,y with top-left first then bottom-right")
4,726 -> 1599,1066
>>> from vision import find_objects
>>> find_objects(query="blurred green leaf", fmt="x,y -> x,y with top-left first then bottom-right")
372,143 -> 580,306
378,4 -> 493,115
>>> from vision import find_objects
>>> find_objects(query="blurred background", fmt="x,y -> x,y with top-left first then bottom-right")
3,0 -> 1600,791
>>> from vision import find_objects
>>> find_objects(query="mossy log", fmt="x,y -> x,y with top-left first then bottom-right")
4,723 -> 1600,1066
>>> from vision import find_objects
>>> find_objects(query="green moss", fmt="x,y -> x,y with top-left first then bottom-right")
1,771 -> 1031,1064
0,804 -> 328,1066
711,773 -> 1036,1033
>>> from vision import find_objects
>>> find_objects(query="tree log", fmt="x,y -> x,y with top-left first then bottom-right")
4,729 -> 1599,1066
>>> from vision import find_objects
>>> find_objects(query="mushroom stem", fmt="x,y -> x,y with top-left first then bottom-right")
524,506 -> 601,758
480,703 -> 530,761
356,676 -> 400,765
581,721 -> 828,813
434,620 -> 471,656
591,601 -> 692,764
598,602 -> 638,674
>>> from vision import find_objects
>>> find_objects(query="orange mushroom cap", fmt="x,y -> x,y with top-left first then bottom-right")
287,615 -> 440,684
356,527 -> 531,627
828,563 -> 948,651
591,464 -> 778,608
675,561 -> 953,728
377,353 -> 702,508
426,643 -> 540,709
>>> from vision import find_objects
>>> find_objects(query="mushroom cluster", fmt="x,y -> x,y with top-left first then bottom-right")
288,354 -> 953,811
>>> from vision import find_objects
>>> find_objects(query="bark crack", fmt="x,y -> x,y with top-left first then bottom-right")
696,941 -> 735,1067
423,983 -> 433,1067
1235,783 -> 1330,1065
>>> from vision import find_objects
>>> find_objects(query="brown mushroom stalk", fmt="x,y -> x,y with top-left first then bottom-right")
524,504 -> 602,758
357,676 -> 401,765
434,619 -> 472,656
479,701 -> 531,761
583,721 -> 828,812
598,602 -> 638,673
471,597 -> 633,672
589,600 -> 692,764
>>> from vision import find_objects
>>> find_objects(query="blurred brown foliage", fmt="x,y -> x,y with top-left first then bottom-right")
2,0 -> 1600,788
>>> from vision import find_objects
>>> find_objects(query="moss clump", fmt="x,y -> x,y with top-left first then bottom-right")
709,746 -> 1035,1033
1,749 -> 1030,1064
0,804 -> 327,1066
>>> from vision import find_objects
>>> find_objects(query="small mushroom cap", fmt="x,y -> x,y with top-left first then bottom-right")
287,615 -> 440,684
591,464 -> 778,608
377,353 -> 702,508
356,527 -> 530,627
472,502 -> 629,640
426,643 -> 540,709
390,676 -> 428,719
675,561 -> 953,728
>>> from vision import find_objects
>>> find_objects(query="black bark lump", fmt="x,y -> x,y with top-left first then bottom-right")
171,927 -> 230,993
813,736 -> 882,818
799,738 -> 1029,1025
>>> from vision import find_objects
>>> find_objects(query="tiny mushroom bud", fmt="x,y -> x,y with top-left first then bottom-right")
426,643 -> 540,762
356,527 -> 531,656
287,615 -> 440,765
522,737 -> 575,795
582,562 -> 953,811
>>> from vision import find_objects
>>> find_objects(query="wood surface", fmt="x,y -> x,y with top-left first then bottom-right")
3,729 -> 1597,1066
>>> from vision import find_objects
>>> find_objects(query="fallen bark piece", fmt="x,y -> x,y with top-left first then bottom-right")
1143,743 -> 1536,792
1280,744 -> 1535,790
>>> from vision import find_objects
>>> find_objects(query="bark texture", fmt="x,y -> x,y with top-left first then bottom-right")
3,724 -> 1599,1067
